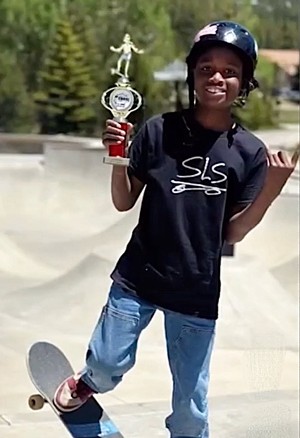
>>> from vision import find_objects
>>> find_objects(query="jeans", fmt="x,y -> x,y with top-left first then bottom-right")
81,282 -> 216,438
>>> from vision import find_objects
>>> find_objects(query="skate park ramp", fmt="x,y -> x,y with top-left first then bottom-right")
0,130 -> 299,438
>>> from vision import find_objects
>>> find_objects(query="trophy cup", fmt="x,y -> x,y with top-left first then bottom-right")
101,33 -> 143,166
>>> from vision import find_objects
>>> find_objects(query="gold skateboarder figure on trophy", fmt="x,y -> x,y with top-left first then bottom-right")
110,33 -> 144,79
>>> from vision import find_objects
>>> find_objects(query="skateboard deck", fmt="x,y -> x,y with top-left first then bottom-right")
26,341 -> 124,438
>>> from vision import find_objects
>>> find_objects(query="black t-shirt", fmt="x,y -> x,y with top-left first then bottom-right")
111,110 -> 267,319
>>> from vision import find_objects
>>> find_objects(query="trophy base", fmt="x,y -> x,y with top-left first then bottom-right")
103,156 -> 129,166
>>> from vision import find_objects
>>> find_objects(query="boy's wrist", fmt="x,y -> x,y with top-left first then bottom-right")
259,183 -> 281,204
112,165 -> 127,175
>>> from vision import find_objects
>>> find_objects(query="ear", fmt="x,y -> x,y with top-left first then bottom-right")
238,76 -> 259,101
249,77 -> 259,91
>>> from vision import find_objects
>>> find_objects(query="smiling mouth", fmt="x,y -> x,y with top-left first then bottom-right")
205,87 -> 226,95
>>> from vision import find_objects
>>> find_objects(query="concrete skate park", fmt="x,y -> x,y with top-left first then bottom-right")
0,126 -> 299,437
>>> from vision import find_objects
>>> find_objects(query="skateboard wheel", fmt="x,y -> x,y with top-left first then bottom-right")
28,394 -> 45,410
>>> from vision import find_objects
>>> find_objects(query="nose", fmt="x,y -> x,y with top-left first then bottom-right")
209,71 -> 224,84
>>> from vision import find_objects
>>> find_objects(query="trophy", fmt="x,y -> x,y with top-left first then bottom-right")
101,33 -> 143,166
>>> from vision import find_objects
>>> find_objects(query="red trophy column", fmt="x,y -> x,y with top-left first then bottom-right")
108,121 -> 130,159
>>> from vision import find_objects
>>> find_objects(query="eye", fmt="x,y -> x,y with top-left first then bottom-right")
197,65 -> 212,73
224,68 -> 238,77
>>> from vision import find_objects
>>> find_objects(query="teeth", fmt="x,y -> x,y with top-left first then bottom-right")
206,87 -> 225,93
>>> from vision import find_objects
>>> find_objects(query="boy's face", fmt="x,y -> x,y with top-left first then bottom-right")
193,45 -> 243,109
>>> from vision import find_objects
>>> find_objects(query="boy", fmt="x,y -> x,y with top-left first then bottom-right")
54,21 -> 298,437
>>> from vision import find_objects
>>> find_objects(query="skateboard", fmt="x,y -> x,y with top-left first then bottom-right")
26,341 -> 124,438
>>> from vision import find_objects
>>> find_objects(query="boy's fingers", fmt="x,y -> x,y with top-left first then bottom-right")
105,119 -> 121,129
291,144 -> 300,166
105,126 -> 126,136
266,150 -> 277,166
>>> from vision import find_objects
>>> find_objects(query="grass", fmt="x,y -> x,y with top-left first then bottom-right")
278,108 -> 299,124
277,100 -> 299,124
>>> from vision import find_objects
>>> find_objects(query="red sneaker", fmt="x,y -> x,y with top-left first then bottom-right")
54,373 -> 95,412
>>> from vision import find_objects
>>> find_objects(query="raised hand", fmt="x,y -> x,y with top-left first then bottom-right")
264,145 -> 299,201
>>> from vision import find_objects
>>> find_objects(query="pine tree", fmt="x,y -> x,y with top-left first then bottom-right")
34,17 -> 97,134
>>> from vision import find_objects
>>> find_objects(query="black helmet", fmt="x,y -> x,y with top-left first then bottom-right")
186,21 -> 259,107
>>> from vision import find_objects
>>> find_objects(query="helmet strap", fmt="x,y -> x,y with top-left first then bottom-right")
187,68 -> 195,108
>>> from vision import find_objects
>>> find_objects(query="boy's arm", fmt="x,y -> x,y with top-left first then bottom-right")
111,167 -> 144,211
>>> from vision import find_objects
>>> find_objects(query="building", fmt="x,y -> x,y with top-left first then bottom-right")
259,49 -> 299,88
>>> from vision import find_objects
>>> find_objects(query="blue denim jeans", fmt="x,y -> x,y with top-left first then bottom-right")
81,282 -> 216,438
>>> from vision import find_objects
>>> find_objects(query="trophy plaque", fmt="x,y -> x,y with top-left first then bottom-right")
101,33 -> 143,166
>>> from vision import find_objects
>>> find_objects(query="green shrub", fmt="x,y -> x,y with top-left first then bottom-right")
233,54 -> 281,130
234,90 -> 278,130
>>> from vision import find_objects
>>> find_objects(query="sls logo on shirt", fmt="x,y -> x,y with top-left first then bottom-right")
171,156 -> 227,196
